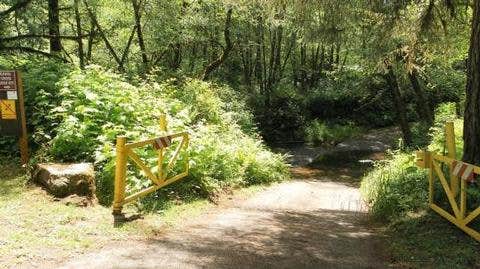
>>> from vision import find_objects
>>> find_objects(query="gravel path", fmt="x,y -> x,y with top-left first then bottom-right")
52,128 -> 399,269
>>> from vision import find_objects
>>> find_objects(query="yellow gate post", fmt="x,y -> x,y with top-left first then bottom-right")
445,122 -> 458,196
158,114 -> 167,181
113,136 -> 127,217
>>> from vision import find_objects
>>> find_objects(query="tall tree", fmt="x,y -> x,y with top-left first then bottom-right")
384,59 -> 413,146
201,8 -> 233,80
463,0 -> 480,165
48,0 -> 62,53
73,0 -> 85,69
131,0 -> 148,71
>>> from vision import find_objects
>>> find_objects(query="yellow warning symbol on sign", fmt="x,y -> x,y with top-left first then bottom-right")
0,100 -> 17,120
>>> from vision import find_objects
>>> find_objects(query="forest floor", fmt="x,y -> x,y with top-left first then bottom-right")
38,127 -> 400,269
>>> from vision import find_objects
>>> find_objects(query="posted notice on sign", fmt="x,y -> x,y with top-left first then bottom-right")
7,91 -> 18,100
0,71 -> 17,91
0,100 -> 17,120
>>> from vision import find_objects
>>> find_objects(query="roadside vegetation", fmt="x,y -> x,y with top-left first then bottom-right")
361,103 -> 480,268
0,60 -> 289,208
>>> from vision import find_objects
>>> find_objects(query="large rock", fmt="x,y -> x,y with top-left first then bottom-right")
33,163 -> 96,201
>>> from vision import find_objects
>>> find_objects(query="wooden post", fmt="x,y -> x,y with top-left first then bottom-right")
113,136 -> 127,215
428,151 -> 434,205
445,122 -> 458,196
158,114 -> 167,181
461,178 -> 467,219
16,71 -> 29,165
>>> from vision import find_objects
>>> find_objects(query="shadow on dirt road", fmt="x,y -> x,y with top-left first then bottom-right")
53,128 -> 399,269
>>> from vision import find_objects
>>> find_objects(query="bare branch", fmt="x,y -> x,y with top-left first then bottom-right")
0,34 -> 90,42
0,46 -> 68,62
0,0 -> 32,19
201,8 -> 234,80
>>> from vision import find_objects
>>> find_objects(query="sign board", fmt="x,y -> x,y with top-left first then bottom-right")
0,70 -> 29,164
0,71 -> 17,91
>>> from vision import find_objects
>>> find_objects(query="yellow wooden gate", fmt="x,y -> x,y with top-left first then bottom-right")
416,122 -> 480,242
112,115 -> 189,217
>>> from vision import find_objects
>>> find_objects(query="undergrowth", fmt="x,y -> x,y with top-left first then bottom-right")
3,65 -> 290,209
304,119 -> 362,146
360,103 -> 480,268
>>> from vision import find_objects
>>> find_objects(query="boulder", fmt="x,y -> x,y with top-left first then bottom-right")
33,163 -> 96,201
57,194 -> 95,207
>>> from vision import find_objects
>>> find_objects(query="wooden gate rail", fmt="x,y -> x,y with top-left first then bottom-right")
416,122 -> 480,242
112,115 -> 189,217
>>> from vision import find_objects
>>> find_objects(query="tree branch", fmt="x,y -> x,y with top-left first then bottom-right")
201,8 -> 233,80
0,0 -> 32,19
0,46 -> 68,62
0,34 -> 90,42
83,0 -> 124,72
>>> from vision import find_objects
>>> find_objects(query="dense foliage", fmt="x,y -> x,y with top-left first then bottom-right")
0,0 -> 472,144
1,63 -> 289,207
360,102 -> 480,268
360,103 -> 462,221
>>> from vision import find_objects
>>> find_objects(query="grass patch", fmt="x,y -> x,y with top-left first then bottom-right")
0,159 -> 148,267
0,157 -> 271,268
388,211 -> 480,269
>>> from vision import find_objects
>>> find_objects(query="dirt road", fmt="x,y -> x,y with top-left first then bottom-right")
54,128 -> 398,269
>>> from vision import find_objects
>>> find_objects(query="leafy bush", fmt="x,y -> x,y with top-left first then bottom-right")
307,69 -> 397,128
304,120 -> 362,146
360,102 -> 461,221
427,103 -> 463,157
38,66 -> 289,206
424,64 -> 466,113
0,57 -> 71,154
253,84 -> 307,142
360,151 -> 428,221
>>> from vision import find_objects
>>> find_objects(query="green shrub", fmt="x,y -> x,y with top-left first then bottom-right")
307,69 -> 397,128
304,120 -> 362,146
360,151 -> 428,221
428,103 -> 463,157
253,84 -> 307,142
0,57 -> 71,154
360,102 -> 462,221
38,66 -> 289,206
424,64 -> 466,112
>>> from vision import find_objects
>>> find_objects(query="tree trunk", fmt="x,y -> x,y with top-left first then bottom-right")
73,0 -> 84,69
319,45 -> 325,71
385,60 -> 412,146
409,68 -> 433,125
300,43 -> 307,91
201,8 -> 233,80
171,43 -> 182,70
132,0 -> 148,70
328,45 -> 334,70
189,44 -> 197,72
120,25 -> 138,67
48,0 -> 62,53
335,42 -> 341,66
273,25 -> 282,85
255,15 -> 266,95
463,0 -> 480,165
83,0 -> 124,72
86,17 -> 95,63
